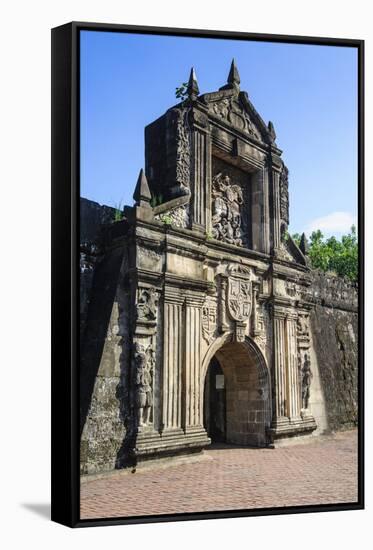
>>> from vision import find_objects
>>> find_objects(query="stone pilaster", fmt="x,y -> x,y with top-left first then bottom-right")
191,130 -> 207,230
269,306 -> 317,441
272,309 -> 288,425
183,292 -> 205,431
130,284 -> 164,459
162,287 -> 184,433
262,167 -> 271,254
272,169 -> 282,251
219,276 -> 229,333
251,168 -> 270,254
190,106 -> 211,232
285,313 -> 301,420
251,282 -> 260,337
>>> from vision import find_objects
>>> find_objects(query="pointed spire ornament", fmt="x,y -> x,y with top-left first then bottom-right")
187,67 -> 199,100
133,169 -> 151,206
227,58 -> 240,89
299,232 -> 309,256
267,121 -> 277,144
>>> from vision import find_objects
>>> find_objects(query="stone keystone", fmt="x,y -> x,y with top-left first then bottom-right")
187,67 -> 199,100
133,169 -> 152,207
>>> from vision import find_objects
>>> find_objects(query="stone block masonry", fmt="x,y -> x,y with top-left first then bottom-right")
79,61 -> 359,475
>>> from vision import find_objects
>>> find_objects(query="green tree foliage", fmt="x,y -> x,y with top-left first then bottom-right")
113,200 -> 124,222
291,233 -> 302,245
291,226 -> 358,282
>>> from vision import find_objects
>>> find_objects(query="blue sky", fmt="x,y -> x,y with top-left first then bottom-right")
80,30 -> 358,237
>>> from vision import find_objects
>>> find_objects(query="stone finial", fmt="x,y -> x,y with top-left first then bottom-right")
133,169 -> 151,207
227,59 -> 240,89
299,232 -> 309,255
268,121 -> 277,143
187,67 -> 199,100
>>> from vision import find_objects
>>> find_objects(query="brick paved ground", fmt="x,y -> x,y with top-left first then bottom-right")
80,430 -> 358,519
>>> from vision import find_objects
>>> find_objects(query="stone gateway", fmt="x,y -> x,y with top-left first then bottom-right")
80,62 -> 358,474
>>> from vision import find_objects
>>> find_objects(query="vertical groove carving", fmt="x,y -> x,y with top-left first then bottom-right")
192,131 -> 206,227
163,301 -> 183,430
274,316 -> 286,418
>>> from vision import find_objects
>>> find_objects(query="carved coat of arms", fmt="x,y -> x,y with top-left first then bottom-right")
227,277 -> 252,321
202,299 -> 217,343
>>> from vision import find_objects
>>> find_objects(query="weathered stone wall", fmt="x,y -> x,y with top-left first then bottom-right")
79,197 -> 359,474
80,198 -> 116,342
80,197 -> 115,242
80,246 -> 127,474
308,272 -> 358,432
80,198 -> 128,474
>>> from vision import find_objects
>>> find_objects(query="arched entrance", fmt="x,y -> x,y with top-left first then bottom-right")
204,357 -> 226,442
202,336 -> 271,447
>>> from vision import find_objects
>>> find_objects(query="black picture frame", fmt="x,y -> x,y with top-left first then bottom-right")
51,21 -> 364,528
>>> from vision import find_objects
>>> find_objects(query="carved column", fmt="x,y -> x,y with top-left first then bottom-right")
162,287 -> 184,433
251,282 -> 260,337
251,168 -> 270,254
272,169 -> 282,251
191,131 -> 205,228
269,306 -> 317,440
132,285 -> 159,434
190,107 -> 210,232
262,167 -> 271,254
219,276 -> 229,333
285,313 -> 301,420
183,292 -> 205,431
296,311 -> 316,424
272,308 -> 288,424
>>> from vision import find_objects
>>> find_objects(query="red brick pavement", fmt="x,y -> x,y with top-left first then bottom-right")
80,430 -> 358,519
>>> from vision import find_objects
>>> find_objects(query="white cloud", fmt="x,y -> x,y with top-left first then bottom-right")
306,211 -> 357,236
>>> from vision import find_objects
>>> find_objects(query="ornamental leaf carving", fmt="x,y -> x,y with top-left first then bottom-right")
175,108 -> 190,194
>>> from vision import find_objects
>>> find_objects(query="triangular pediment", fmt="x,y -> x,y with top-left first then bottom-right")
200,89 -> 274,144
276,236 -> 307,266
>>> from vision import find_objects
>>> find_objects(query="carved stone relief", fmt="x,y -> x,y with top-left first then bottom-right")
133,341 -> 155,428
218,277 -> 229,332
175,108 -> 191,195
279,164 -> 289,232
297,314 -> 310,339
285,281 -> 298,298
211,172 -> 244,246
254,307 -> 270,358
235,323 -> 246,343
296,313 -> 312,411
227,264 -> 252,277
209,97 -> 261,140
227,276 -> 252,322
202,297 -> 217,343
136,287 -> 158,323
300,353 -> 312,410
155,204 -> 189,228
275,240 -> 296,263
